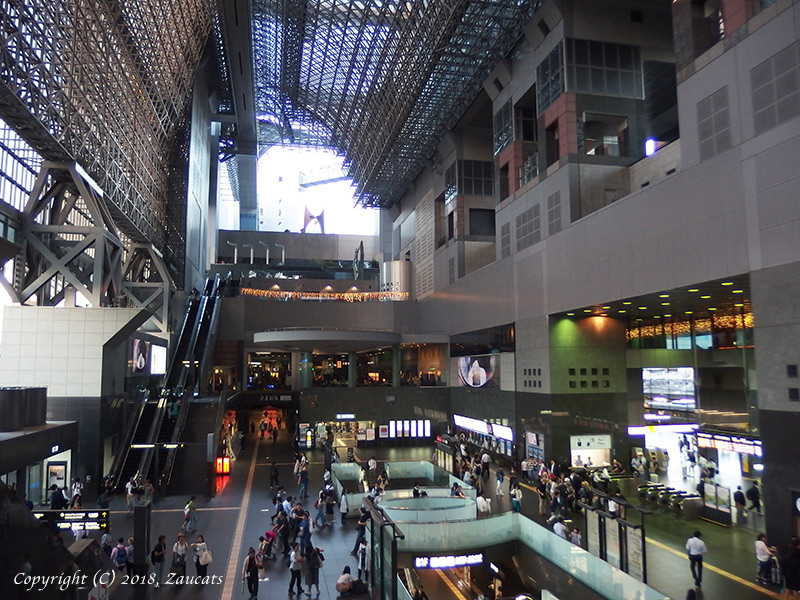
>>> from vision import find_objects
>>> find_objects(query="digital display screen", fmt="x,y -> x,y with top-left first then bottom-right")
150,344 -> 167,375
642,367 -> 695,411
132,338 -> 149,373
414,553 -> 483,569
457,355 -> 500,388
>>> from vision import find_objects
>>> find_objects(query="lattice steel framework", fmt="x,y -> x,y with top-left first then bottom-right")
251,0 -> 539,208
0,0 -> 215,248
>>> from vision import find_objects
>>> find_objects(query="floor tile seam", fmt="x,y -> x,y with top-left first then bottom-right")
221,436 -> 261,599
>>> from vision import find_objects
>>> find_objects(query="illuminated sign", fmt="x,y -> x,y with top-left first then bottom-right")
453,414 -> 490,435
34,510 -> 110,531
215,456 -> 231,474
490,423 -> 513,442
51,445 -> 59,454
414,553 -> 483,569
336,413 -> 356,420
697,432 -> 762,456
628,424 -> 699,435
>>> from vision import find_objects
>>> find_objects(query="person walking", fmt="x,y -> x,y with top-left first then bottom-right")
182,496 -> 198,532
241,547 -> 261,600
151,535 -> 167,588
747,482 -> 762,512
495,466 -> 505,496
305,546 -> 324,595
510,483 -> 522,513
269,461 -> 279,491
340,489 -> 350,524
685,530 -> 707,588
287,542 -> 305,595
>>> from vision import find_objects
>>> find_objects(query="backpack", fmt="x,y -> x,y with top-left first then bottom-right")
115,545 -> 128,565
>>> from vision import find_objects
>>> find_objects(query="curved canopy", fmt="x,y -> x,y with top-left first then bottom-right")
249,0 -> 538,208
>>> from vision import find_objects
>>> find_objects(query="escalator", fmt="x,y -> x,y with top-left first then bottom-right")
111,275 -> 227,492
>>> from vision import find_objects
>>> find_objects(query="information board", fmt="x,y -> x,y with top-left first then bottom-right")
626,525 -> 645,582
586,509 -> 602,558
605,518 -> 621,569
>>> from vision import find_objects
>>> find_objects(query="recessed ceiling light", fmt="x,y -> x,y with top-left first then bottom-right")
583,309 -> 592,313
622,301 -> 632,305
732,289 -> 743,293
721,282 -> 734,286
701,295 -> 711,299
654,315 -> 661,319
664,314 -> 672,317
685,311 -> 693,314
638,306 -> 647,310
659,294 -> 669,298
688,288 -> 699,292
619,310 -> 626,313
708,307 -> 717,311
734,304 -> 743,307
661,302 -> 670,306
566,312 -> 575,316
602,306 -> 610,309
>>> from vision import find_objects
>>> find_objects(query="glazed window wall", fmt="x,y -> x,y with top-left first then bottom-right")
312,354 -> 350,387
247,352 -> 291,390
626,313 -> 754,350
566,39 -> 643,99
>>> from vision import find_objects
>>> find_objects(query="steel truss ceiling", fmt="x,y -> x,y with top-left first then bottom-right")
251,0 -> 538,208
0,0 -> 214,246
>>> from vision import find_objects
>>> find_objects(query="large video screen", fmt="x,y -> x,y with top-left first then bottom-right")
131,339 -> 149,374
642,367 -> 695,411
150,345 -> 168,376
457,355 -> 500,389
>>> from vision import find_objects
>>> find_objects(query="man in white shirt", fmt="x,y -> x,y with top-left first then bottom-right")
553,517 -> 569,539
475,493 -> 491,517
125,477 -> 137,514
685,530 -> 707,588
481,452 -> 491,479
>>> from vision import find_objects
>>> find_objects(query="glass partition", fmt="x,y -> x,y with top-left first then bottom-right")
395,513 -> 668,600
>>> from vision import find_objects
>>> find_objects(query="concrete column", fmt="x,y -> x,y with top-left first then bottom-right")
300,352 -> 313,389
348,352 -> 357,388
392,345 -> 401,387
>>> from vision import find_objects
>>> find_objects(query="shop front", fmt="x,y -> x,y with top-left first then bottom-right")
627,423 -> 700,480
696,429 -> 762,485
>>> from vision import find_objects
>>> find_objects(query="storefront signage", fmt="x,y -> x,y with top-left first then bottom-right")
628,423 -> 699,435
51,445 -> 59,454
570,435 -> 612,450
491,423 -> 513,441
697,432 -> 762,456
414,553 -> 483,568
335,413 -> 355,420
453,414 -> 490,435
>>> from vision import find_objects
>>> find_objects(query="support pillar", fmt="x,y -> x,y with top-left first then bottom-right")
392,345 -> 401,387
348,352 -> 357,388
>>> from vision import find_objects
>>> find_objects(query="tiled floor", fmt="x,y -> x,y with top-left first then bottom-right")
88,424 -> 782,600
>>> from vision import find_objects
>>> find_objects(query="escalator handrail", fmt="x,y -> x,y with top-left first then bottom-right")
108,388 -> 149,489
196,279 -> 227,398
133,393 -> 170,487
161,388 -> 195,487
174,275 -> 221,394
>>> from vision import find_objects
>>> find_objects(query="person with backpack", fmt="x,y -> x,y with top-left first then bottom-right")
151,535 -> 167,588
110,538 -> 128,571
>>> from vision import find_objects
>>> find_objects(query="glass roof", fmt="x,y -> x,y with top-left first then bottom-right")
250,0 -> 538,208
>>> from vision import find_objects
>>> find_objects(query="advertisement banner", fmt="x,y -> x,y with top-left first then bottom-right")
586,509 -> 601,558
456,355 -> 500,389
605,518 -> 621,569
626,525 -> 645,582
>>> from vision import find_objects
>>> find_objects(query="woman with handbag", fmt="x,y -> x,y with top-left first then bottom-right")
191,534 -> 212,578
172,532 -> 189,579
